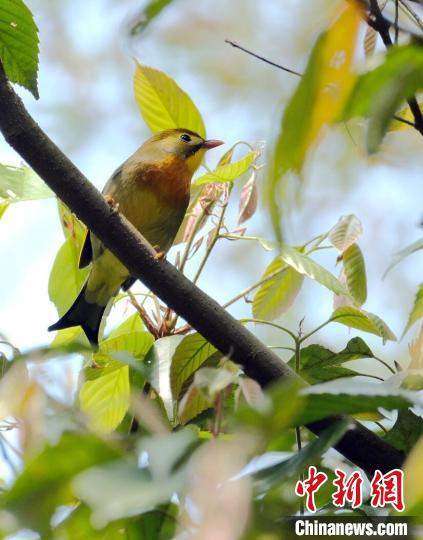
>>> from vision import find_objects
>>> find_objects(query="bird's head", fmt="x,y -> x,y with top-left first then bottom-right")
146,128 -> 224,174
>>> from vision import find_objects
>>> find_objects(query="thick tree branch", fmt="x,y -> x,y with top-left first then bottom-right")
0,62 -> 404,474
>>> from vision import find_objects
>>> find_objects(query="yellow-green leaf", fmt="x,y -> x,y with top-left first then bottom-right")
0,0 -> 40,98
100,329 -> 153,360
108,313 -> 144,339
331,306 -> 396,343
178,383 -> 211,425
403,283 -> 423,337
170,333 -> 216,400
328,214 -> 363,253
253,258 -> 304,321
279,244 -> 348,296
267,2 -> 362,241
0,164 -> 52,203
48,234 -> 89,317
80,364 -> 130,433
403,436 -> 423,515
134,63 -> 205,137
342,243 -> 367,306
193,150 -> 258,186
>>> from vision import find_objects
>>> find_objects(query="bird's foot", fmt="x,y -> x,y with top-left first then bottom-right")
152,245 -> 166,261
104,194 -> 120,213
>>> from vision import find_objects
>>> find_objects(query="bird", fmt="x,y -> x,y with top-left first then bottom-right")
48,128 -> 223,347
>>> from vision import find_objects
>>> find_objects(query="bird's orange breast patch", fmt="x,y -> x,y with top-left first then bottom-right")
136,155 -> 191,209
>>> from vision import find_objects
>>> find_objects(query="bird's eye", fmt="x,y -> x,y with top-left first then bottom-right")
180,134 -> 191,142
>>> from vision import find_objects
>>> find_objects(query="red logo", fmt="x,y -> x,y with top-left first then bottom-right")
295,467 -> 404,513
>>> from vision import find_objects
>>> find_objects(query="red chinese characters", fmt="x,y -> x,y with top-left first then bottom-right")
295,466 -> 404,513
370,469 -> 404,512
295,466 -> 328,513
332,469 -> 363,509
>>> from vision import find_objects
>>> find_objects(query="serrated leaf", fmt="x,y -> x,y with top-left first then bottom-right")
0,0 -> 39,98
330,306 -> 397,342
170,333 -> 216,400
129,0 -> 174,36
342,243 -> 367,306
279,244 -> 348,296
328,214 -> 363,253
287,338 -> 375,383
193,150 -> 258,186
80,364 -> 130,433
267,2 -> 362,241
252,258 -> 303,321
384,409 -> 423,453
294,379 -> 418,425
0,164 -> 52,203
342,44 -> 423,153
384,237 -> 423,277
403,283 -> 423,337
134,63 -> 205,137
238,171 -> 258,225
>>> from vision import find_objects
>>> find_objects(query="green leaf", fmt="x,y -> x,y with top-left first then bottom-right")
403,283 -> 423,336
129,0 -> 174,36
0,201 -> 8,218
253,258 -> 303,320
342,44 -> 423,153
79,363 -> 130,433
193,150 -> 258,186
100,328 -> 153,360
0,164 -> 52,203
178,383 -> 211,425
294,380 -> 417,425
108,312 -> 144,339
384,409 -> 423,454
330,306 -> 396,343
48,235 -> 90,317
134,63 -> 205,137
403,437 -> 423,515
74,430 -> 195,527
170,333 -> 216,400
342,243 -> 367,306
384,237 -> 423,277
54,504 -> 128,540
287,338 -> 375,384
328,214 -> 362,253
278,244 -> 348,296
267,3 -> 361,241
254,419 -> 351,492
0,0 -> 39,98
4,433 -> 122,534
57,200 -> 86,240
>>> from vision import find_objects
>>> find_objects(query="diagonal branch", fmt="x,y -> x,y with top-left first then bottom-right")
0,62 -> 404,474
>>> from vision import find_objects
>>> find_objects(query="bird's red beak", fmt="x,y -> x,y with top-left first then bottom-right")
203,139 -> 224,150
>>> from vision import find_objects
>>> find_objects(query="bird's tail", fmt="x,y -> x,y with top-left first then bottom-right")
48,282 -> 106,347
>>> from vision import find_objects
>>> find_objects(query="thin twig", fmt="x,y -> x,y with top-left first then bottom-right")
225,39 -> 302,77
127,290 -> 159,338
395,0 -> 399,42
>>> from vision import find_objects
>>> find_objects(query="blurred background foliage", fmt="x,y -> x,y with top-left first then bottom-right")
0,0 -> 423,538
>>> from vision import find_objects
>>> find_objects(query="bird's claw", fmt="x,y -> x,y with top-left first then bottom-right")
152,245 -> 165,261
104,194 -> 119,213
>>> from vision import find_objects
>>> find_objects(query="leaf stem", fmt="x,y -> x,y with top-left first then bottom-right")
299,319 -> 331,344
373,356 -> 396,375
240,318 -> 297,342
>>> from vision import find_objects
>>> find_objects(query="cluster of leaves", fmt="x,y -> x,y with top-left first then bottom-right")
1,0 -> 423,538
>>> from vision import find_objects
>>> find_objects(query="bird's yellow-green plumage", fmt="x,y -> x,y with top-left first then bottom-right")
48,128 -> 223,346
